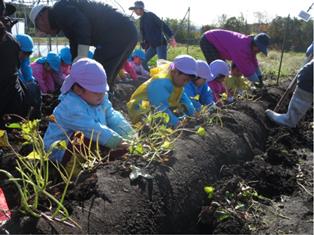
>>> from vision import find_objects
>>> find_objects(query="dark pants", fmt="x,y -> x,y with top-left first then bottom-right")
200,35 -> 221,65
0,78 -> 30,127
94,21 -> 138,90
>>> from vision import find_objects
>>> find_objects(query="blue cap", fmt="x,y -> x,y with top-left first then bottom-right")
132,49 -> 145,61
254,33 -> 270,56
15,34 -> 34,53
59,47 -> 72,65
46,51 -> 61,72
129,1 -> 144,10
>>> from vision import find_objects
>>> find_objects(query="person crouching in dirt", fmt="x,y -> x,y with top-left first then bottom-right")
224,62 -> 250,103
29,0 -> 138,90
184,60 -> 216,112
207,60 -> 230,107
265,59 -> 313,128
0,22 -> 30,126
127,55 -> 197,127
200,29 -> 270,88
44,58 -> 135,167
15,34 -> 42,119
31,51 -> 64,94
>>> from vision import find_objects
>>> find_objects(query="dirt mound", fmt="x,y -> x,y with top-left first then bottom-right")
1,82 -> 313,234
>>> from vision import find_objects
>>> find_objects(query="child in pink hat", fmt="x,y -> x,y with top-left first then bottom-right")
44,58 -> 135,163
207,59 -> 230,106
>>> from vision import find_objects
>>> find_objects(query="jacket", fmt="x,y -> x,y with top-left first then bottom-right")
44,91 -> 134,162
127,64 -> 195,126
204,29 -> 259,77
140,11 -> 173,47
48,0 -> 136,58
184,81 -> 214,111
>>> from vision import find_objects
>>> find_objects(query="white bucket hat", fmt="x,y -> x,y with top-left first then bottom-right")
29,4 -> 47,26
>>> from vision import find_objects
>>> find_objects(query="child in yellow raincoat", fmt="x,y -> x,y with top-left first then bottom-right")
127,55 -> 197,127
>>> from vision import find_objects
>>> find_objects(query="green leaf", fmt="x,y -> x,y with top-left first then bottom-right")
197,127 -> 206,137
129,144 -> 144,155
161,140 -> 172,149
204,186 -> 215,199
6,123 -> 22,129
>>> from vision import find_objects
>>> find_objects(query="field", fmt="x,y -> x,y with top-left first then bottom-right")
0,43 -> 312,234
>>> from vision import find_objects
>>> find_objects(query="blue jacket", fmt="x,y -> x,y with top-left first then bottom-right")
184,81 -> 214,111
44,91 -> 134,162
140,11 -> 173,47
18,58 -> 35,83
127,76 -> 196,127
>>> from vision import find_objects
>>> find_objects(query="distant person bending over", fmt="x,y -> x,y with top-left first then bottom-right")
129,1 -> 176,69
184,60 -> 215,111
44,58 -> 135,165
265,60 -> 313,128
200,29 -> 270,87
127,55 -> 197,127
30,0 -> 138,89
31,51 -> 64,94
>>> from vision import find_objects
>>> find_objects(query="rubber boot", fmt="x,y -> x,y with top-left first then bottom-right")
265,87 -> 313,128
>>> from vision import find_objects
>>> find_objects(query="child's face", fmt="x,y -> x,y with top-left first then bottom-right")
133,57 -> 141,65
172,69 -> 193,87
216,75 -> 226,83
193,77 -> 206,87
74,84 -> 105,106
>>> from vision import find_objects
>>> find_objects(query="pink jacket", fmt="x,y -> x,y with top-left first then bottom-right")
204,29 -> 258,77
129,61 -> 149,79
123,61 -> 137,80
208,80 -> 226,103
31,62 -> 64,93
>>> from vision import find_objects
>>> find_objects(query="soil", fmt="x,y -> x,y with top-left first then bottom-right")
0,79 -> 313,234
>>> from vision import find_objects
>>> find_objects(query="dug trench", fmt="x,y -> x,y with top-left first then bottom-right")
1,80 -> 313,234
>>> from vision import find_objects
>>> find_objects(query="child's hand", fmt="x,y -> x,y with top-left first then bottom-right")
169,37 -> 177,47
117,140 -> 130,149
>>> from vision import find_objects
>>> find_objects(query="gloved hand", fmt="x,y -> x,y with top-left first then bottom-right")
73,44 -> 90,63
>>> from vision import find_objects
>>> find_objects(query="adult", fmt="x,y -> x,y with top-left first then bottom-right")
29,0 -> 138,88
0,22 -> 30,125
129,1 -> 176,68
265,60 -> 313,128
200,29 -> 270,86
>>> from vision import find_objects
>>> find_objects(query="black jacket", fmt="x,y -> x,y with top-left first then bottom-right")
49,0 -> 136,58
140,11 -> 173,47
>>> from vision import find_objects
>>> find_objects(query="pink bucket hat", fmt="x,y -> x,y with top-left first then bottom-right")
208,59 -> 230,82
172,54 -> 197,76
61,58 -> 109,94
196,60 -> 211,81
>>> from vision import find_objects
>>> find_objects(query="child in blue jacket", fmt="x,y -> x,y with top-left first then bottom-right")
15,34 -> 42,119
184,60 -> 215,111
44,58 -> 134,163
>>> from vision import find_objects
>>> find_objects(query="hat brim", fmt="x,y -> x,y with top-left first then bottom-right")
129,6 -> 143,10
61,75 -> 75,94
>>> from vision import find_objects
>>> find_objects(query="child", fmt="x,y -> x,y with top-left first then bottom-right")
31,51 -> 64,93
224,62 -> 250,102
207,60 -> 230,106
184,60 -> 215,111
127,55 -> 197,127
15,34 -> 42,119
130,49 -> 149,80
59,47 -> 72,76
44,58 -> 134,163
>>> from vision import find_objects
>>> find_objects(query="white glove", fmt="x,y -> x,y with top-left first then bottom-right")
73,44 -> 90,63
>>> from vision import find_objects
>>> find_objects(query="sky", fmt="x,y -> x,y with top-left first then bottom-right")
102,0 -> 314,26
